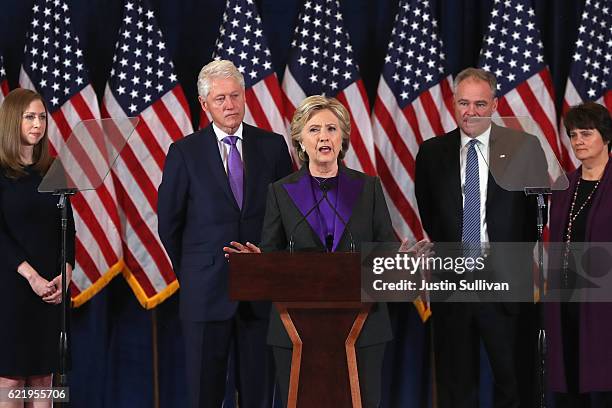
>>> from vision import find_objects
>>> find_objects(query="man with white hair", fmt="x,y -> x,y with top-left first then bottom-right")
158,60 -> 292,408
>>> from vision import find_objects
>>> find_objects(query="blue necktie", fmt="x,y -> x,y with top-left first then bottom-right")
462,139 -> 481,258
222,136 -> 243,209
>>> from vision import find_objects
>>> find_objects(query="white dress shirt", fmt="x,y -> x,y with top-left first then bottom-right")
459,126 -> 491,243
212,122 -> 244,175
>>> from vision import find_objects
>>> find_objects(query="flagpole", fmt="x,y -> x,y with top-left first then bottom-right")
152,309 -> 160,408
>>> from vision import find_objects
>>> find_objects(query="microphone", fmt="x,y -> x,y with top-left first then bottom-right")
320,189 -> 356,253
287,178 -> 356,253
287,190 -> 327,253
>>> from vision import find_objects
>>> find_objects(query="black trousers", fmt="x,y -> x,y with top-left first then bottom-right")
181,303 -> 275,408
272,343 -> 386,408
432,302 -> 524,408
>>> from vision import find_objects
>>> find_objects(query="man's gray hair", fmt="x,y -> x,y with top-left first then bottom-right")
453,67 -> 497,96
197,59 -> 245,98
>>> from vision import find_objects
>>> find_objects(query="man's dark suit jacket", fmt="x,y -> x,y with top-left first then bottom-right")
416,125 -> 544,300
258,165 -> 395,348
158,123 -> 293,322
415,124 -> 543,246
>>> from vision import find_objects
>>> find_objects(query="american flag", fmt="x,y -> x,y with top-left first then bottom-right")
0,55 -> 8,101
282,0 -> 375,174
102,0 -> 193,308
204,0 -> 292,159
371,0 -> 455,244
478,0 -> 565,301
478,0 -> 563,172
19,0 -> 125,306
561,0 -> 611,170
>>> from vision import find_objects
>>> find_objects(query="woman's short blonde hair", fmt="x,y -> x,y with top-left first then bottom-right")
0,88 -> 52,178
290,95 -> 351,163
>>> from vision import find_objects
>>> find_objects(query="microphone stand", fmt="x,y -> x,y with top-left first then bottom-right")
53,188 -> 77,388
524,187 -> 550,408
321,192 -> 355,253
288,179 -> 356,254
288,192 -> 327,253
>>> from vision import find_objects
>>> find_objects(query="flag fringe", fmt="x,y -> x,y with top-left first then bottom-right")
122,266 -> 180,309
71,259 -> 125,307
413,297 -> 431,323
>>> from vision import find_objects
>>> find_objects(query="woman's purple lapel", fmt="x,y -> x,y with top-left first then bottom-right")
282,166 -> 365,251
331,169 -> 364,251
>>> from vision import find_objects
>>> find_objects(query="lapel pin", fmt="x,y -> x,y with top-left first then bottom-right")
499,154 -> 506,158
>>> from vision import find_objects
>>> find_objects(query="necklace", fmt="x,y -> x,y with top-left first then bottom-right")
562,177 -> 600,287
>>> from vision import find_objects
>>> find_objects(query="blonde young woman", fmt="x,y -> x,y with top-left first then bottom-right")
0,88 -> 75,407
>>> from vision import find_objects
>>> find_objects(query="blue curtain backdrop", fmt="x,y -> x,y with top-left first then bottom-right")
0,1 -> 584,407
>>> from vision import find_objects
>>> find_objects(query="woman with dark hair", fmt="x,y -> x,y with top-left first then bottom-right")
0,88 -> 75,404
546,101 -> 612,407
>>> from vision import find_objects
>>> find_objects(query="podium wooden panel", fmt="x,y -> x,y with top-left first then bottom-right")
229,252 -> 368,408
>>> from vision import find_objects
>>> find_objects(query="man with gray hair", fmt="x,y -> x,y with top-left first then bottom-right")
415,67 -> 540,407
158,59 -> 292,408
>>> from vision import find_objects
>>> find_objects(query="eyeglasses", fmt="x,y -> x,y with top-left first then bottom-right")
22,113 -> 48,122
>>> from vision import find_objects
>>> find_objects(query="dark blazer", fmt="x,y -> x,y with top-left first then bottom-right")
416,125 -> 546,304
259,165 -> 396,348
415,124 -> 542,245
157,123 -> 293,322
546,157 -> 612,392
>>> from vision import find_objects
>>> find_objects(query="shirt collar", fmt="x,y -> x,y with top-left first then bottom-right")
460,124 -> 491,150
212,122 -> 243,142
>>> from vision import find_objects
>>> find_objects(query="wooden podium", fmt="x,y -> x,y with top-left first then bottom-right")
229,252 -> 369,408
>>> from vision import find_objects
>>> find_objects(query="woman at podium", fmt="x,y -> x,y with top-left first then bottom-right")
0,89 -> 75,397
546,101 -> 612,406
225,95 -> 396,407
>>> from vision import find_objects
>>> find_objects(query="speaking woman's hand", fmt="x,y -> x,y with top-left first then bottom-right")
399,238 -> 434,258
223,241 -> 261,258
